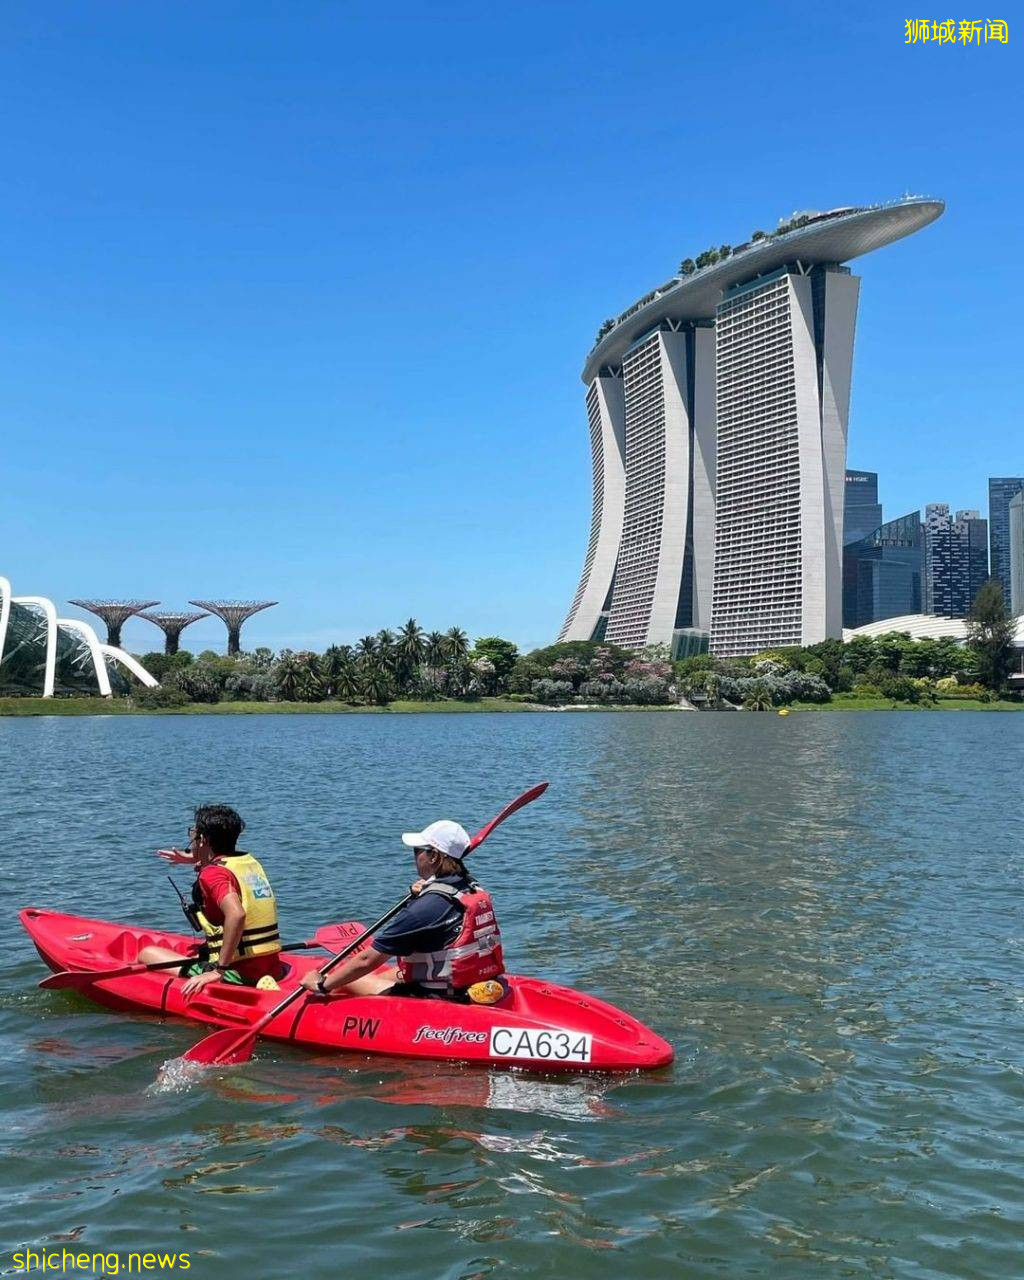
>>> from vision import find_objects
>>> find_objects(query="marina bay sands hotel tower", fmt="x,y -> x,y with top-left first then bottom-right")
559,198 -> 943,656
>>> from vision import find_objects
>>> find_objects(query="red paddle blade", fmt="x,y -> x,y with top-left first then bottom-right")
311,921 -> 368,952
40,967 -> 136,991
466,781 -> 549,852
183,1025 -> 257,1066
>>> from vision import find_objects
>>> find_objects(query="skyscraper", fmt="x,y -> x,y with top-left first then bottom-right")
924,505 -> 989,617
560,197 -> 943,655
843,470 -> 883,544
988,477 -> 1024,606
602,324 -> 715,649
1009,491 -> 1024,616
710,264 -> 859,653
842,512 -> 923,629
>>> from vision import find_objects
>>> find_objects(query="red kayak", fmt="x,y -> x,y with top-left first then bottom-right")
21,908 -> 673,1072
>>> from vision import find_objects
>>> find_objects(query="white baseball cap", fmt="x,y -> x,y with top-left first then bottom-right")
401,819 -> 470,860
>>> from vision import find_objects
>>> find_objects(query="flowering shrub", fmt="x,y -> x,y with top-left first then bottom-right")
578,678 -> 627,702
622,676 -> 673,704
717,671 -> 831,706
530,679 -> 574,703
936,681 -> 991,701
224,673 -> 276,702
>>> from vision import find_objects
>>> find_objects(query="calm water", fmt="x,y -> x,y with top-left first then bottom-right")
2,711 -> 1023,1278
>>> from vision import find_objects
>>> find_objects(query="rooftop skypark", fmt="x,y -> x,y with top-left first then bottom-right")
585,196 -> 943,380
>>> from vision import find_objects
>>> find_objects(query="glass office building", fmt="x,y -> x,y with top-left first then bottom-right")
844,470 -> 883,545
842,512 -> 923,629
988,477 -> 1024,606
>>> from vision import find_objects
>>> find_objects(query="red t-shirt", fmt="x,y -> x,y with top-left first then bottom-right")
198,864 -> 280,981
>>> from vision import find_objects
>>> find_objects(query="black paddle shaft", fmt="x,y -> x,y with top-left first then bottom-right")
247,894 -> 414,1028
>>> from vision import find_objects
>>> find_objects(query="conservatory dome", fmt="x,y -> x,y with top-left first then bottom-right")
0,576 -> 158,697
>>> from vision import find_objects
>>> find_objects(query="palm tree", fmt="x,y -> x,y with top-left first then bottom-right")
444,627 -> 469,662
396,618 -> 425,693
319,645 -> 344,697
425,630 -> 447,668
334,652 -> 360,702
273,653 -> 302,701
442,627 -> 471,698
742,682 -> 773,712
375,629 -> 397,675
296,652 -> 324,702
361,661 -> 393,706
356,635 -> 377,661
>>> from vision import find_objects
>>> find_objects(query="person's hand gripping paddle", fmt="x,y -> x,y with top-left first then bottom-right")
181,781 -> 549,1067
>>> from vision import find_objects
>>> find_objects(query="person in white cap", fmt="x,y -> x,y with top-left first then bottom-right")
299,818 -> 505,1001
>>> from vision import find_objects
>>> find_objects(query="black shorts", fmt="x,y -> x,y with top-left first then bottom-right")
385,981 -> 470,1003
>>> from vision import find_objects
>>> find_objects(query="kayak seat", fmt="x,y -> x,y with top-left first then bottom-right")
192,983 -> 266,1007
188,984 -> 267,1024
108,930 -> 148,962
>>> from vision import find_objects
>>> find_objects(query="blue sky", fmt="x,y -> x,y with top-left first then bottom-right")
2,2 -> 1020,654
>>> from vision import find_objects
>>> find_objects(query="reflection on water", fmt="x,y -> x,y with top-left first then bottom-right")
3,711 -> 1024,1277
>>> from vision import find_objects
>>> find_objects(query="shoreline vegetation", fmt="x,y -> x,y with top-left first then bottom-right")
2,695 -> 1021,717
2,592 -> 1021,716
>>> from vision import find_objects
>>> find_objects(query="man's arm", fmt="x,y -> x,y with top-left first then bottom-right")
214,892 -> 246,968
299,945 -> 388,994
181,891 -> 245,996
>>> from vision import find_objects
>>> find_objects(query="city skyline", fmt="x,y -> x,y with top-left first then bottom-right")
0,6 -> 1018,654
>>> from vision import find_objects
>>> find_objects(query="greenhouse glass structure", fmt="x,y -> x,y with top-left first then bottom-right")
0,577 -> 158,697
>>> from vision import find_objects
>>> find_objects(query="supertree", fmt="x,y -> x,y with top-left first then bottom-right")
138,610 -> 209,655
68,599 -> 159,648
189,600 -> 277,656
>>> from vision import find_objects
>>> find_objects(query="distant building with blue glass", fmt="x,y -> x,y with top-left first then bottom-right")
988,477 -> 1024,607
843,511 -> 923,629
844,470 -> 884,545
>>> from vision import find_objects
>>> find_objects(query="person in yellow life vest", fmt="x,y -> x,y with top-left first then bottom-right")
140,804 -> 282,996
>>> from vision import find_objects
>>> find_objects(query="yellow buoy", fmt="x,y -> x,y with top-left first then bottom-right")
778,708 -> 790,717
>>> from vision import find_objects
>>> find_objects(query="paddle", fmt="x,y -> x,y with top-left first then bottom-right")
182,781 -> 549,1068
39,922 -> 365,992
465,780 -> 548,852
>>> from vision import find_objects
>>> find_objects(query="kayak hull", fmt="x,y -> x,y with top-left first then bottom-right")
20,908 -> 673,1072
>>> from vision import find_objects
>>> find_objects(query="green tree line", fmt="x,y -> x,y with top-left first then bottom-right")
130,583 -> 1018,710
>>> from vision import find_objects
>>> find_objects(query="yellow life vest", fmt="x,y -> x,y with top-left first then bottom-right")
194,852 -> 281,963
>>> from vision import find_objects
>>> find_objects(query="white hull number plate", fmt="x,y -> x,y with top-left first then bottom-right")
489,1026 -> 593,1063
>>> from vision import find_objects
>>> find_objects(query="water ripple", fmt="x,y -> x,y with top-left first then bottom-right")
2,711 -> 1024,1277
